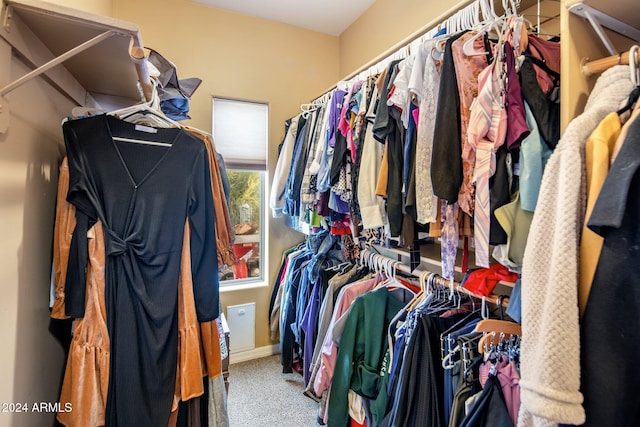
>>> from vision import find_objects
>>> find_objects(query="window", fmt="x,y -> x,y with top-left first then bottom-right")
212,97 -> 268,286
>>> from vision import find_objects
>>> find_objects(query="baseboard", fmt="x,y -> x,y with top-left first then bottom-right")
229,344 -> 280,365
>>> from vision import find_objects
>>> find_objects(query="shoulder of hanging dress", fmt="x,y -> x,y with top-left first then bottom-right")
182,126 -> 210,141
180,127 -> 213,150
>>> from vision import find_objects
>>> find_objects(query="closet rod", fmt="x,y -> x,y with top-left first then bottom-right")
582,48 -> 636,77
130,45 -> 154,102
313,0 -> 476,101
361,247 -> 510,308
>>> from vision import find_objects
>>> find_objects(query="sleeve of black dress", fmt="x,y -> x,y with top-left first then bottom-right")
188,147 -> 220,322
62,122 -> 97,318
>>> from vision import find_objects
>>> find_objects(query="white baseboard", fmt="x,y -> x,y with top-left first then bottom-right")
229,344 -> 280,365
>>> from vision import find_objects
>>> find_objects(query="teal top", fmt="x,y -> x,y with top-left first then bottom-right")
520,101 -> 552,212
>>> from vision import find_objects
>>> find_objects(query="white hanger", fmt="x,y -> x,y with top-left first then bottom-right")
109,81 -> 181,129
105,82 -> 182,147
463,0 -> 507,57
630,45 -> 639,87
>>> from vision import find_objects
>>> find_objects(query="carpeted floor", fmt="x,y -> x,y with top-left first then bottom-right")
227,355 -> 320,426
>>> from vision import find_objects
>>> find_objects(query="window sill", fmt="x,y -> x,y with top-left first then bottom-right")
220,280 -> 269,293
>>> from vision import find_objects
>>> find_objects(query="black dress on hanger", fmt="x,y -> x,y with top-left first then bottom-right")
63,114 -> 219,427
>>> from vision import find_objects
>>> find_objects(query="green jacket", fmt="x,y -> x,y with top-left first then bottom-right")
327,286 -> 407,426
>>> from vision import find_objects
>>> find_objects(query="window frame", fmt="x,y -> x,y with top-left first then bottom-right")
212,96 -> 269,290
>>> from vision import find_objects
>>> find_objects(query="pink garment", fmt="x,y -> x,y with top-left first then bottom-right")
338,81 -> 364,164
479,360 -> 521,426
412,107 -> 420,126
467,50 -> 507,267
313,276 -> 379,395
497,361 -> 521,426
451,32 -> 490,216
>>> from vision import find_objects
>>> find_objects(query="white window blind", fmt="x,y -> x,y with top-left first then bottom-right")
212,97 -> 268,170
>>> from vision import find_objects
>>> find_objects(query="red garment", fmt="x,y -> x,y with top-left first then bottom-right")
463,263 -> 518,296
351,417 -> 366,427
526,35 -> 560,95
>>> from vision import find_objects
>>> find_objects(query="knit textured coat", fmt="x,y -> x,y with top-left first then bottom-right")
518,65 -> 634,427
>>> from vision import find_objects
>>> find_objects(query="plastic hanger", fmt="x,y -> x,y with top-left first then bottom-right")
631,45 -> 640,87
109,82 -> 181,129
463,0 -> 507,57
406,271 -> 435,312
327,261 -> 353,273
617,48 -> 640,116
616,87 -> 640,117
463,20 -> 503,57
381,259 -> 417,299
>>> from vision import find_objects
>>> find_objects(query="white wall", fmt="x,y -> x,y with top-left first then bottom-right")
0,39 -> 72,427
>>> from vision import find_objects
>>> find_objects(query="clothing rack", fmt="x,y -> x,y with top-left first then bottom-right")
582,46 -> 638,77
360,247 -> 510,308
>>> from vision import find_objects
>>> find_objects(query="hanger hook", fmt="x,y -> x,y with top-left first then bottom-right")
420,271 -> 428,292
481,296 -> 489,319
630,45 -> 639,87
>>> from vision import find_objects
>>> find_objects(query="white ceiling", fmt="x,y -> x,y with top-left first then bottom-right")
189,0 -> 376,36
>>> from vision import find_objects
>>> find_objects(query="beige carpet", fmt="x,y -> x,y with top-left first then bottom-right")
227,354 -> 320,426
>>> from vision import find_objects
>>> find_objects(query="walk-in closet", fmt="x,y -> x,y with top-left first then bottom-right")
0,0 -> 638,426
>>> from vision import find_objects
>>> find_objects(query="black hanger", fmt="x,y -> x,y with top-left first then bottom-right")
617,86 -> 640,116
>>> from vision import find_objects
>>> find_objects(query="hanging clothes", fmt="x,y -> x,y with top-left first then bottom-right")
386,311 -> 469,427
184,127 -> 236,267
577,112 -> 622,315
63,114 -> 219,427
373,60 -> 405,237
581,115 -> 640,427
327,286 -> 409,427
467,44 -> 507,267
415,39 -> 443,225
451,31 -> 491,218
519,65 -> 634,427
271,116 -> 300,217
431,31 -> 466,204
460,375 -> 514,427
304,264 -> 363,399
357,83 -> 388,230
53,156 -> 224,427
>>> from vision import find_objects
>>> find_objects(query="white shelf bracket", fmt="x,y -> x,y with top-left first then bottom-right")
0,29 -> 119,97
568,2 -> 640,56
0,35 -> 10,133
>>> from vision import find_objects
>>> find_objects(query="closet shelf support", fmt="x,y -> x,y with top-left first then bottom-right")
0,29 -> 118,97
568,2 -> 640,56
